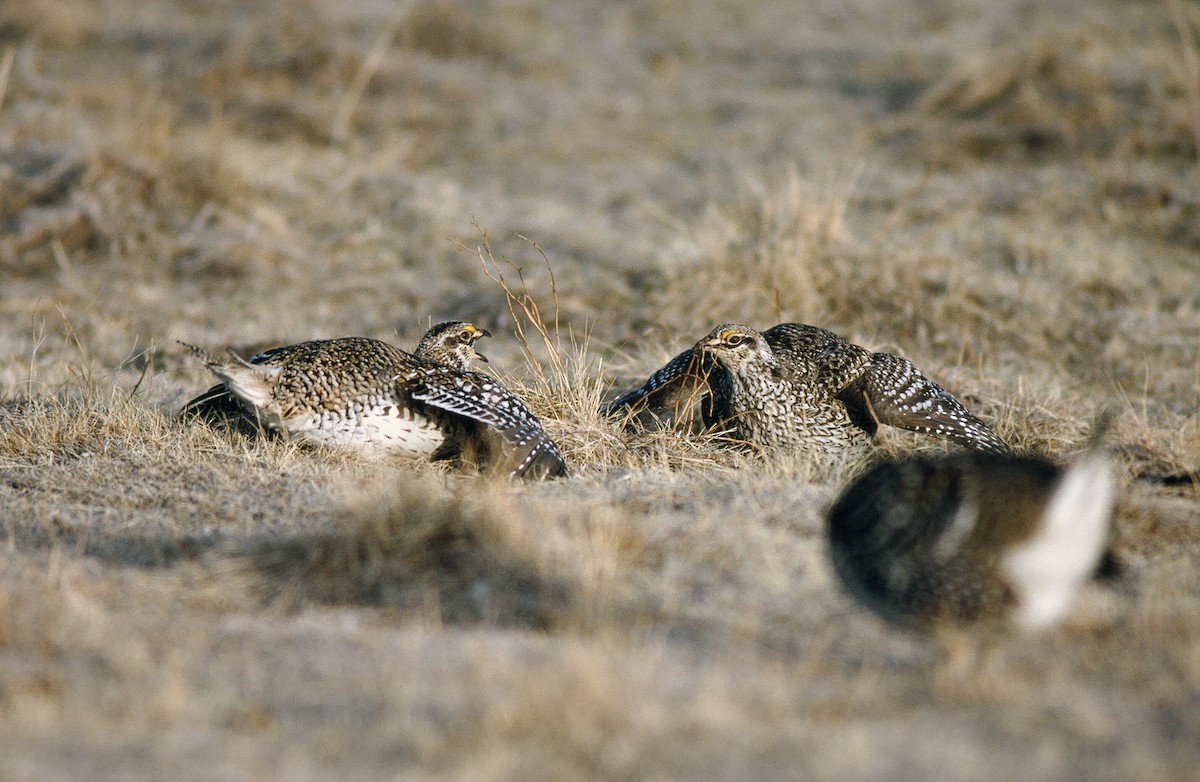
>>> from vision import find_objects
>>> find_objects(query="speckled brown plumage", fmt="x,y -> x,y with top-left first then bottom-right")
602,322 -> 1009,458
182,322 -> 487,434
827,449 -> 1116,629
180,328 -> 565,480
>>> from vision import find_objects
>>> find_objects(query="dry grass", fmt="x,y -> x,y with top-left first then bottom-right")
2,0 -> 1199,779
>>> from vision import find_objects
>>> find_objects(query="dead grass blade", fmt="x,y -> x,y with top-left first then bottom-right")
458,224 -> 604,416
0,46 -> 14,121
331,2 -> 413,144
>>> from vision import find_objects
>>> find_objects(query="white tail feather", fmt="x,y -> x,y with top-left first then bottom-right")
1002,451 -> 1115,629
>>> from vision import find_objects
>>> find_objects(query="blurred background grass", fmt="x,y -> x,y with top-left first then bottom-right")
1,0 -> 1198,779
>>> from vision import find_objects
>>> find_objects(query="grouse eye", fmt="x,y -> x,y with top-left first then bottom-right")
726,334 -> 745,347
458,331 -> 473,343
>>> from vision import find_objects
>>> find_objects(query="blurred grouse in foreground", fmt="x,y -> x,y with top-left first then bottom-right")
602,323 -> 1009,458
180,323 -> 566,480
826,449 -> 1117,630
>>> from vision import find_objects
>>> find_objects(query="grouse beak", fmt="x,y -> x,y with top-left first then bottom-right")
471,326 -> 491,363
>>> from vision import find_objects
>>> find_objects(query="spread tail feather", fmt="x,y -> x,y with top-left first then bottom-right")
179,340 -> 282,412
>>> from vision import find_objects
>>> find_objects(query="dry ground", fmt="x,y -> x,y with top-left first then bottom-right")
2,0 -> 1199,779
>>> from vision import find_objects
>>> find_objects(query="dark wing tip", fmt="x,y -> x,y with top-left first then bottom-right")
859,352 -> 1009,453
600,387 -> 649,416
510,437 -> 570,480
600,346 -> 718,421
411,371 -> 568,480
